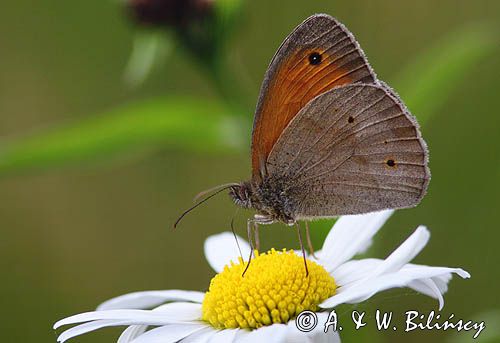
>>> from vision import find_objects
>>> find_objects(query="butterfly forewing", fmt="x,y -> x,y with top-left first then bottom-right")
251,14 -> 377,180
266,83 -> 430,217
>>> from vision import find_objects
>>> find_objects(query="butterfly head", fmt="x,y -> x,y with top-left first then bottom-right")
229,182 -> 254,209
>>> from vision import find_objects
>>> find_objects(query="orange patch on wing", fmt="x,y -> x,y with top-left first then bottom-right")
251,48 -> 362,177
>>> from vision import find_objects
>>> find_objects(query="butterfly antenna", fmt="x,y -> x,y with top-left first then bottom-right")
193,183 -> 240,203
173,184 -> 235,230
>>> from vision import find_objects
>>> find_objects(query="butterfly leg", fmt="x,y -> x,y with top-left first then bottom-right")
242,218 -> 256,277
295,222 -> 309,277
253,221 -> 260,251
230,208 -> 243,261
305,222 -> 317,259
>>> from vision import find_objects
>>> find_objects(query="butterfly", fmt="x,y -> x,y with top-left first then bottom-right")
176,14 -> 430,270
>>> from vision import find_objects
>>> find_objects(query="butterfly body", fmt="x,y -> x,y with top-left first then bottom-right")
230,177 -> 299,224
229,14 -> 430,226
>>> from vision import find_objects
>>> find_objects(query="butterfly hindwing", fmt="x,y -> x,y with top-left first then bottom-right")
266,83 -> 430,217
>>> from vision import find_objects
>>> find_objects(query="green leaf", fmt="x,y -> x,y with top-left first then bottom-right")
0,98 -> 248,175
447,309 -> 496,342
394,23 -> 497,125
123,31 -> 172,88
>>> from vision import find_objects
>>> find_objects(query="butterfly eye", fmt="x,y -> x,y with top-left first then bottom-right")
308,52 -> 322,65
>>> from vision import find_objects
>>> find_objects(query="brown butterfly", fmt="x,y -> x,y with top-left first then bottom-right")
176,14 -> 430,271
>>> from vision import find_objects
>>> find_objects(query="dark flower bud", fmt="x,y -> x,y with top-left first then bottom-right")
127,0 -> 214,28
124,0 -> 244,94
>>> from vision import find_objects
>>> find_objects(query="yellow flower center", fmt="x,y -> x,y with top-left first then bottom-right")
202,249 -> 336,329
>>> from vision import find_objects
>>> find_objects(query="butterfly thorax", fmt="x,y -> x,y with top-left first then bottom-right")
229,177 -> 297,224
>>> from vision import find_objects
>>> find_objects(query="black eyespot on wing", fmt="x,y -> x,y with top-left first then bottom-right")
308,52 -> 322,65
386,159 -> 396,167
348,116 -> 354,123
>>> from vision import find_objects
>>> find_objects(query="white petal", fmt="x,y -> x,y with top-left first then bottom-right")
398,265 -> 470,280
398,265 -> 470,310
54,309 -> 199,329
130,324 -> 208,343
321,273 -> 421,308
57,320 -> 126,343
333,259 -> 467,310
365,226 -> 430,278
321,266 -> 468,309
320,210 -> 393,271
332,258 -> 381,286
356,238 -> 374,255
208,328 -> 239,343
146,302 -> 202,320
407,279 -> 444,309
286,312 -> 341,343
177,327 -> 218,343
235,324 -> 288,343
204,232 -> 251,273
97,290 -> 205,310
118,325 -> 148,343
334,259 -> 469,287
231,314 -> 340,343
430,274 -> 452,294
116,302 -> 202,342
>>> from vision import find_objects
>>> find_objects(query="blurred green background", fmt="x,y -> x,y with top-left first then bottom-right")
1,1 -> 499,342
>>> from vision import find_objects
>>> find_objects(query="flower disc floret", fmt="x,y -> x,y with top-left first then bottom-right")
202,249 -> 336,329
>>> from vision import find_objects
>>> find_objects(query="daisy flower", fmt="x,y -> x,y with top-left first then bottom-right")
54,210 -> 469,342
